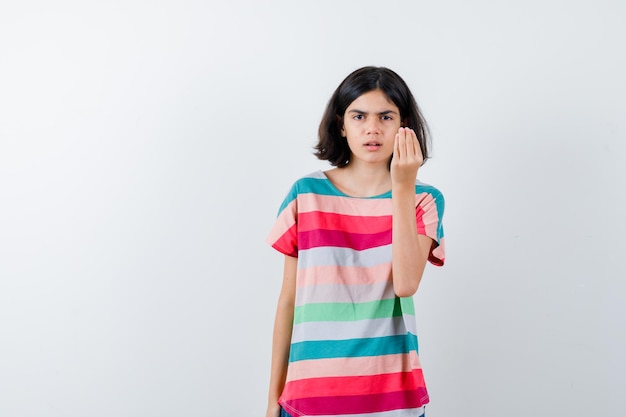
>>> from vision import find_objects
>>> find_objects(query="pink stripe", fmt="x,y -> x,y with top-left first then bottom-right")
298,194 -> 393,216
271,224 -> 298,257
416,206 -> 426,234
266,200 -> 297,245
285,352 -> 423,380
298,191 -> 437,217
299,229 -> 391,251
281,388 -> 429,415
298,211 -> 392,234
296,263 -> 391,287
283,371 -> 425,399
415,193 -> 445,265
416,193 -> 440,240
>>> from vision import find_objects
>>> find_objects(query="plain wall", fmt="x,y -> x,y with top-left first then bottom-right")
1,1 -> 624,416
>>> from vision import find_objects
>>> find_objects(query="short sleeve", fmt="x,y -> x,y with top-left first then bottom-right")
415,186 -> 445,266
266,183 -> 299,257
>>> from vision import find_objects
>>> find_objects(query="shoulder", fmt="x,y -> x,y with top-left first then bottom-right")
287,170 -> 339,197
414,179 -> 445,213
415,179 -> 444,200
276,171 -> 328,213
291,170 -> 326,189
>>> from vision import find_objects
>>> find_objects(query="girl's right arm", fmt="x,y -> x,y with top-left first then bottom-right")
266,255 -> 298,417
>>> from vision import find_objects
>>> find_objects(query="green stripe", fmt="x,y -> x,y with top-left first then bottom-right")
294,297 -> 414,324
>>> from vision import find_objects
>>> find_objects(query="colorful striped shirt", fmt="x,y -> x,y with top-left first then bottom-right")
267,170 -> 445,417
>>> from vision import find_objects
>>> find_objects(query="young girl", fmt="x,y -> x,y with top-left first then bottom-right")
266,66 -> 445,417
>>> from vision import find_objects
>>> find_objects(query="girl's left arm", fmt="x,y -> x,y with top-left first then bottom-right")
390,127 -> 434,297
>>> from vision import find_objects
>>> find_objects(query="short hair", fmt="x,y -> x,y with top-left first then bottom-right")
315,66 -> 430,167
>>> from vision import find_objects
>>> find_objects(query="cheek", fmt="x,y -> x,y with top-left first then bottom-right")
386,125 -> 400,138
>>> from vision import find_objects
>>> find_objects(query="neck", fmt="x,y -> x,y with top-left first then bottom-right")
334,159 -> 391,197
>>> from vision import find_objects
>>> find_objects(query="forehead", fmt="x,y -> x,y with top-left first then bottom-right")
346,89 -> 398,112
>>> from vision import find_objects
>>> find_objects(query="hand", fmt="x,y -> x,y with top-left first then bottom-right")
390,127 -> 422,187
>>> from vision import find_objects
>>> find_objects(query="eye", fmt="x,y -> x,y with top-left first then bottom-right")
381,115 -> 393,121
353,114 -> 364,120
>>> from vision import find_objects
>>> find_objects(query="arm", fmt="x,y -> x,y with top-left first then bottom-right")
266,255 -> 297,417
390,127 -> 434,297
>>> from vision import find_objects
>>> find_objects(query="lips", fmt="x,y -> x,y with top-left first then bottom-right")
364,141 -> 382,151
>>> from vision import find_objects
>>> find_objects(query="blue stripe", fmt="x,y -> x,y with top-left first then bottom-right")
289,333 -> 419,362
276,176 -> 340,216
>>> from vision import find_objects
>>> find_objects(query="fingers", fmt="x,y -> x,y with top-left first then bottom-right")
394,129 -> 404,160
391,127 -> 422,184
408,128 -> 423,161
395,127 -> 420,161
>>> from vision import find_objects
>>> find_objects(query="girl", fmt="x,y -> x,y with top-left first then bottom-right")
266,66 -> 445,417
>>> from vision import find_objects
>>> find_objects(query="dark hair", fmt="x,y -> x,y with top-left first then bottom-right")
315,66 -> 430,167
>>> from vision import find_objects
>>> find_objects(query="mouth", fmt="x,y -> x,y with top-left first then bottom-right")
364,141 -> 382,151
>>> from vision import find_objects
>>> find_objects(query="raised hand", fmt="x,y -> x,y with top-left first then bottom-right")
390,127 -> 423,187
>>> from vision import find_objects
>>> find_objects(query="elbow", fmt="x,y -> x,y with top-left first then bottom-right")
394,282 -> 419,298
391,262 -> 426,297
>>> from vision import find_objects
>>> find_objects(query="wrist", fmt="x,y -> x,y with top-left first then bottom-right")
391,184 -> 415,198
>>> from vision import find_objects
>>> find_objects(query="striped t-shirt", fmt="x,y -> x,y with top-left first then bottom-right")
267,170 -> 445,417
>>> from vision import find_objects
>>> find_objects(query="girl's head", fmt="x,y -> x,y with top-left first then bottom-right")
315,66 -> 430,167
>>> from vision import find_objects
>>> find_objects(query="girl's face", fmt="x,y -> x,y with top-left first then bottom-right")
341,89 -> 402,167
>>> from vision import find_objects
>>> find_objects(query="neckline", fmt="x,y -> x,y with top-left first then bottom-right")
319,170 -> 392,199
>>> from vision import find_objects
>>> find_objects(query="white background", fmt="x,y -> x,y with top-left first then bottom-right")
1,1 -> 624,416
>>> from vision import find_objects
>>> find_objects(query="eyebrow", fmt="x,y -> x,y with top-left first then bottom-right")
347,109 -> 399,115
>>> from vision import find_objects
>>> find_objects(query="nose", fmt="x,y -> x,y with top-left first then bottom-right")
365,118 -> 381,134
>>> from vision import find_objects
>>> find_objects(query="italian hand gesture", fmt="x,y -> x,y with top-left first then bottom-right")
390,127 -> 422,188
